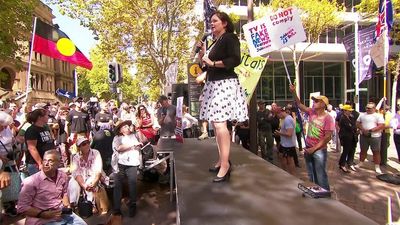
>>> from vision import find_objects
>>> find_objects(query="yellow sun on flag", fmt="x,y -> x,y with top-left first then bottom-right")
56,38 -> 76,56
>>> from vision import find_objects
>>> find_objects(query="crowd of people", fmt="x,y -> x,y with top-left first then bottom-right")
0,95 -> 178,224
255,87 -> 400,191
1,9 -> 400,224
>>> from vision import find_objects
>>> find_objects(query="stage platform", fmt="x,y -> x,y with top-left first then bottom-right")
173,138 -> 379,225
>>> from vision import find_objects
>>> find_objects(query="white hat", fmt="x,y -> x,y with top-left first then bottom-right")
68,102 -> 76,107
76,137 -> 89,147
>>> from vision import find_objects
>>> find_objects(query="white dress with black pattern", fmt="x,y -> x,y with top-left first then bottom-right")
200,78 -> 248,123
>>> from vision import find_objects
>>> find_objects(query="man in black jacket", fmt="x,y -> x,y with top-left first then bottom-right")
256,100 -> 274,162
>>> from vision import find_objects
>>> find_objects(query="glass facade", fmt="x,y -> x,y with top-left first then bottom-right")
257,61 -> 343,107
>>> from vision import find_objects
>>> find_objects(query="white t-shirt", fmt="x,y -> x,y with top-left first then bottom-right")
112,133 -> 141,166
357,112 -> 384,137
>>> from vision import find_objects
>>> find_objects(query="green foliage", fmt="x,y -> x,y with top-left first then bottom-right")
265,0 -> 344,43
47,0 -> 200,100
77,46 -> 141,101
0,0 -> 37,61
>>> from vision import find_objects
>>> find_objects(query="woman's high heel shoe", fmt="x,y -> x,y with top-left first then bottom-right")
213,166 -> 231,183
209,160 -> 232,173
209,166 -> 221,173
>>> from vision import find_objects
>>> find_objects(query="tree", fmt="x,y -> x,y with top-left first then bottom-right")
258,0 -> 344,94
0,0 -> 37,62
357,0 -> 400,109
47,0 -> 199,100
77,46 -> 141,101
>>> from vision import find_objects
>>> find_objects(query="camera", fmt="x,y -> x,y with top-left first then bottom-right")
61,207 -> 73,215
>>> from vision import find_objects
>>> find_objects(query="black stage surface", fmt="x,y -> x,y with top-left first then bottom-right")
172,138 -> 379,225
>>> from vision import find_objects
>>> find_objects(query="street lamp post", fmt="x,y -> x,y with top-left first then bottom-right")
248,0 -> 258,155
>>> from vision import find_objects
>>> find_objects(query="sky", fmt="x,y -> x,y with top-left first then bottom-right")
47,3 -> 97,57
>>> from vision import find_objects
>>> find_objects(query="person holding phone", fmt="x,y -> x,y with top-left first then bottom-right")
17,150 -> 87,225
111,120 -> 142,218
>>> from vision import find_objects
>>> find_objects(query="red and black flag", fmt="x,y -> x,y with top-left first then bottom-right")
33,18 -> 93,70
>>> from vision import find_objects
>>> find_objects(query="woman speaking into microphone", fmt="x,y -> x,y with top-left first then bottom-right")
196,11 -> 248,183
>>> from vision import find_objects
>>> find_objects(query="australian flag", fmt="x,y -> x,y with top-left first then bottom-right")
204,0 -> 217,31
374,0 -> 393,42
55,88 -> 75,99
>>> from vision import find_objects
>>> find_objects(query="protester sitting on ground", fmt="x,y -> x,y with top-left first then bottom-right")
0,111 -> 19,217
274,106 -> 297,175
68,137 -> 109,214
136,105 -> 157,144
112,120 -> 142,218
182,105 -> 198,138
17,150 -> 87,225
25,108 -> 56,176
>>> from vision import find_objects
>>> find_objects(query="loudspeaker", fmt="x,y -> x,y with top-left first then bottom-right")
171,84 -> 188,106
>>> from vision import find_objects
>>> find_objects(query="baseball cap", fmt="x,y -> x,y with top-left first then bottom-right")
76,137 -> 89,147
311,95 -> 329,106
341,104 -> 354,111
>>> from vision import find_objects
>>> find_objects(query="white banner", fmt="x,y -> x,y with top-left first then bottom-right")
242,7 -> 307,57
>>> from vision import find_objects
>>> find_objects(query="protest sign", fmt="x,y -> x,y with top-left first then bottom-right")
242,7 -> 306,57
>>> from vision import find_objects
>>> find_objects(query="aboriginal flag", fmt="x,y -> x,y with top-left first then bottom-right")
33,19 -> 93,70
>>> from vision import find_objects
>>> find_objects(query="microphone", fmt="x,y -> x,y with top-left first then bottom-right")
195,33 -> 211,53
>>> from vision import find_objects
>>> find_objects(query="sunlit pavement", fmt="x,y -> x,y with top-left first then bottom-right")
292,138 -> 400,225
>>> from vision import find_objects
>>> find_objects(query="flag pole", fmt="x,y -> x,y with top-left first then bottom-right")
354,12 -> 360,112
24,17 -> 38,103
383,0 -> 387,100
280,50 -> 306,143
74,69 -> 78,97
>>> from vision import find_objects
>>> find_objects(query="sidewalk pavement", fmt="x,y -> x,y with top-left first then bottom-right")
291,139 -> 400,225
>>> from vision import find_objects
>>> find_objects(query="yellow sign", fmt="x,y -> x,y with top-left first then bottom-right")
189,64 -> 202,77
235,50 -> 268,103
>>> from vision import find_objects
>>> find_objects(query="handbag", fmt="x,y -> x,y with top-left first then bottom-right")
94,186 -> 110,214
1,165 -> 21,202
78,192 -> 93,218
0,140 -> 21,202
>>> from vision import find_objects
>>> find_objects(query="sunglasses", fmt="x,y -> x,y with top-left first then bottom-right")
313,99 -> 320,103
